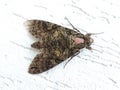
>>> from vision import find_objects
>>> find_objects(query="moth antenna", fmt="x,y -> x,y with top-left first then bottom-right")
64,17 -> 104,36
64,17 -> 89,33
64,17 -> 81,33
87,32 -> 104,36
63,51 -> 80,68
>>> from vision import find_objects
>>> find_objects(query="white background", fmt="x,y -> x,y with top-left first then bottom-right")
0,0 -> 120,90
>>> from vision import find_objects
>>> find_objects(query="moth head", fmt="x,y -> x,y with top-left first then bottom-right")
84,33 -> 94,49
74,33 -> 93,50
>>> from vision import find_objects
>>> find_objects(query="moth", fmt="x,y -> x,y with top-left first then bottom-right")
25,18 -> 93,74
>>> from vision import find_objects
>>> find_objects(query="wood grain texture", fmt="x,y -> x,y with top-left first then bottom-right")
0,0 -> 120,90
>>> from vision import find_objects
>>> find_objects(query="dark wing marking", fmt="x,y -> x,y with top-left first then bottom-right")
31,41 -> 44,49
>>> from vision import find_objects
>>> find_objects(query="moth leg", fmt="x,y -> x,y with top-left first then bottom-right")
31,41 -> 44,49
86,46 -> 92,50
28,54 -> 60,74
64,51 -> 80,68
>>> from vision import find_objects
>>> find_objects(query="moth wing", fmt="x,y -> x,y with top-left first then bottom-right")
28,53 -> 62,74
31,41 -> 44,49
25,20 -> 59,38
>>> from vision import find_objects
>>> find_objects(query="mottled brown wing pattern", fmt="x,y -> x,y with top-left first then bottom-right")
25,20 -> 93,74
28,53 -> 62,74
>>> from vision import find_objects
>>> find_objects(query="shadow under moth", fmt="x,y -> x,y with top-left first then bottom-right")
25,18 -> 94,74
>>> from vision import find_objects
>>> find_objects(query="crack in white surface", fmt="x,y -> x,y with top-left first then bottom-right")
13,13 -> 28,20
10,41 -> 32,50
34,5 -> 48,10
108,77 -> 117,84
65,4 -> 96,19
40,75 -> 72,88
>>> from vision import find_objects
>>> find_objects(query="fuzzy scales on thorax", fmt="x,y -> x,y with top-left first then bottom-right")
42,27 -> 84,60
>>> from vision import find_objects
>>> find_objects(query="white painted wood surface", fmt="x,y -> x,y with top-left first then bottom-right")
0,0 -> 120,90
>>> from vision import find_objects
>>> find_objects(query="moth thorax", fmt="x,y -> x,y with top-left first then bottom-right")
74,37 -> 84,45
